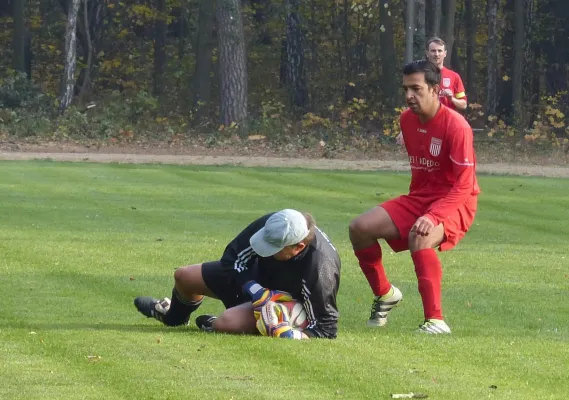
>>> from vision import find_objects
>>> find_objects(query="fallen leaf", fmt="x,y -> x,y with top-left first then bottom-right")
248,135 -> 266,141
391,394 -> 428,399
87,355 -> 101,362
129,276 -> 136,281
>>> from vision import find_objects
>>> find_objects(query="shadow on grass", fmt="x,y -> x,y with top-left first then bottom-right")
0,321 -> 204,334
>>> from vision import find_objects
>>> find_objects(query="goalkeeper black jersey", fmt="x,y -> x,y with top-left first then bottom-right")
220,213 -> 341,339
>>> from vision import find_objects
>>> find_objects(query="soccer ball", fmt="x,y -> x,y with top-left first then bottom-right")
255,300 -> 310,336
280,300 -> 309,329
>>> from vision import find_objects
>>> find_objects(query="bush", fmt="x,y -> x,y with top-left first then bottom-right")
0,71 -> 52,110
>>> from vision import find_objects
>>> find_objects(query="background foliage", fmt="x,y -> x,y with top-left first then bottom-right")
1,0 -> 568,155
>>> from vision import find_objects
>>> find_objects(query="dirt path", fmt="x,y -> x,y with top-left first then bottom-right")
2,150 -> 569,177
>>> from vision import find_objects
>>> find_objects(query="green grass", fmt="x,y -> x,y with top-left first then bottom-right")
0,160 -> 567,400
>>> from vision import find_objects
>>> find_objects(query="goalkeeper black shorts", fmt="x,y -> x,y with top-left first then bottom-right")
201,261 -> 249,309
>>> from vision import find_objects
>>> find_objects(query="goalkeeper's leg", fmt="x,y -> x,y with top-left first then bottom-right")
163,263 -> 220,325
198,303 -> 258,334
135,262 -> 216,326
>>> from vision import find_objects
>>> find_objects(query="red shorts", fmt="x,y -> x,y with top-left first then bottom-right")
380,193 -> 477,252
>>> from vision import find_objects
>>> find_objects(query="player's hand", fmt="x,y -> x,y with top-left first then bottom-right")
243,280 -> 293,310
411,216 -> 435,236
255,301 -> 302,339
270,322 -> 303,339
396,132 -> 405,146
441,88 -> 453,98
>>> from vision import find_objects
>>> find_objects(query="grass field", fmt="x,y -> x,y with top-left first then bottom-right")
0,160 -> 567,400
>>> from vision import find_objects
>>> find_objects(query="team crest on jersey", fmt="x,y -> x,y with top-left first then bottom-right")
430,137 -> 442,156
442,78 -> 451,87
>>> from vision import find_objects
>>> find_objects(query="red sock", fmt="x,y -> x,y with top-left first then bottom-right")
354,242 -> 391,296
411,248 -> 443,320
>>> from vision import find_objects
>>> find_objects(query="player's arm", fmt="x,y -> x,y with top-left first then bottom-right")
451,75 -> 467,110
221,213 -> 294,308
220,214 -> 270,287
256,301 -> 308,340
423,127 -> 476,225
300,255 -> 340,339
449,96 -> 467,110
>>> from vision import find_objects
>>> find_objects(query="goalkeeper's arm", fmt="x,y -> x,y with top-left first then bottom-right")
256,301 -> 307,340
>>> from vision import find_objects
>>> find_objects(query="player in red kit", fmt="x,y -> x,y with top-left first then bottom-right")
426,37 -> 467,111
349,60 -> 479,334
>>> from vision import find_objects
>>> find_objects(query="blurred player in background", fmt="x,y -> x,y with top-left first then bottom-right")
426,36 -> 467,112
350,60 -> 479,334
134,209 -> 341,339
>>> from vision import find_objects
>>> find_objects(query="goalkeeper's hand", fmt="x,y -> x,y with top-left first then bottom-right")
243,280 -> 292,310
255,301 -> 303,340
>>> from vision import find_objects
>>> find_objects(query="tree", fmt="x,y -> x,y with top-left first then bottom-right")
426,0 -> 441,37
193,0 -> 217,121
60,0 -> 81,112
414,0 -> 426,60
379,1 -> 398,107
216,0 -> 248,126
404,0 -> 415,63
512,0 -> 524,128
153,0 -> 167,96
284,0 -> 308,110
12,0 -> 27,75
442,0 -> 457,67
485,0 -> 500,117
58,0 -> 107,100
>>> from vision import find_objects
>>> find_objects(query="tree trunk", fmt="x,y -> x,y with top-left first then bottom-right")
153,0 -> 167,96
404,0 -> 415,63
78,0 -> 93,104
59,0 -> 106,97
12,0 -> 26,74
522,0 -> 536,121
178,2 -> 189,60
216,0 -> 248,126
465,0 -> 476,101
284,0 -> 308,111
60,0 -> 81,112
442,0 -> 456,67
414,0 -> 426,59
194,0 -> 217,121
308,0 -> 318,108
251,0 -> 272,45
379,1 -> 398,107
343,0 -> 351,83
512,0 -> 524,129
485,0 -> 499,117
498,0 -> 514,121
426,0 -> 442,37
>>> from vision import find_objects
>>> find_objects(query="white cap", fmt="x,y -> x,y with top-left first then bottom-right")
250,209 -> 309,257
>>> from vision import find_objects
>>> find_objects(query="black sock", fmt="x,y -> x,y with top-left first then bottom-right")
163,287 -> 203,326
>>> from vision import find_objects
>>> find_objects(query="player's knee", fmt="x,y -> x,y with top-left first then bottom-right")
173,264 -> 199,286
173,267 -> 189,284
349,216 -> 367,238
408,231 -> 431,251
214,313 -> 253,334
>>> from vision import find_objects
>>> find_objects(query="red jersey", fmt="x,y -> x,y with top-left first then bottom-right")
400,105 -> 480,225
439,67 -> 467,110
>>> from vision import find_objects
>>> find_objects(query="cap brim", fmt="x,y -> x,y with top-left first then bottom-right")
250,228 -> 284,257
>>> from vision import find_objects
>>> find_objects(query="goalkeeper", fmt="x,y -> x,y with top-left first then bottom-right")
134,209 -> 341,339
